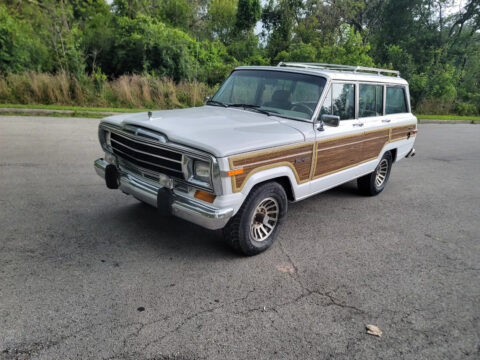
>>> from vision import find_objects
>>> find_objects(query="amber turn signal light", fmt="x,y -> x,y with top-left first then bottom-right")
227,168 -> 244,176
194,190 -> 216,203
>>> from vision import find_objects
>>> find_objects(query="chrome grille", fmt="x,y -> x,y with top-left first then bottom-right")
109,131 -> 184,179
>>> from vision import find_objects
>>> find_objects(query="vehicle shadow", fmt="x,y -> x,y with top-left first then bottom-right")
93,200 -> 236,259
89,181 -> 361,259
322,180 -> 361,198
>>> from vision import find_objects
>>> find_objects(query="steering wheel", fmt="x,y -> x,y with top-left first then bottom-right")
290,103 -> 313,117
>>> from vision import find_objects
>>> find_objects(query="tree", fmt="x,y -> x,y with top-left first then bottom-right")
262,0 -> 303,60
207,0 -> 238,43
235,0 -> 261,32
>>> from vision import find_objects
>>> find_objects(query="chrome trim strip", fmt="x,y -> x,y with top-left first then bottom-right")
110,137 -> 182,163
100,123 -> 223,195
111,146 -> 183,174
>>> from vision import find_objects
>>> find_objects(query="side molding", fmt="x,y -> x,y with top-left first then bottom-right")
228,123 -> 416,193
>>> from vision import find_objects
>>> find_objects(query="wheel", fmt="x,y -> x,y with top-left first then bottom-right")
357,151 -> 393,196
223,182 -> 287,256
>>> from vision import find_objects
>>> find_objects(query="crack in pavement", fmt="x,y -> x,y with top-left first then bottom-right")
120,289 -> 258,354
276,239 -> 366,314
0,321 -> 107,359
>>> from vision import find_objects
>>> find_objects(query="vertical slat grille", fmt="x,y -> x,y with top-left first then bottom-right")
109,131 -> 184,179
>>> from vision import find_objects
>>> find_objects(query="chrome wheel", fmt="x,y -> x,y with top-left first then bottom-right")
375,158 -> 389,187
250,197 -> 279,242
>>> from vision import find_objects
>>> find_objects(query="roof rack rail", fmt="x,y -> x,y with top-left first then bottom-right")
277,62 -> 400,77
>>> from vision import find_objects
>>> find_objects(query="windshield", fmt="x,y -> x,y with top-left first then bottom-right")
210,69 -> 326,121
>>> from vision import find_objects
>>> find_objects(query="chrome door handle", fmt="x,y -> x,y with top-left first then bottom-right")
353,123 -> 364,127
382,119 -> 391,123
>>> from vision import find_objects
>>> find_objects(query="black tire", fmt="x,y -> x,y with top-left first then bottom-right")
223,182 -> 288,256
357,151 -> 393,196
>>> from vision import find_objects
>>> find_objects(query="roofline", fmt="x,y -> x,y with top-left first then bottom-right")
233,66 -> 409,84
277,62 -> 400,77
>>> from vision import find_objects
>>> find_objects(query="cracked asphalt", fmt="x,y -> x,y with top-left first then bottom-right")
0,116 -> 479,360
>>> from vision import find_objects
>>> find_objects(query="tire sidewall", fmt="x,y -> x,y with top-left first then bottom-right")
372,152 -> 392,193
238,183 -> 287,254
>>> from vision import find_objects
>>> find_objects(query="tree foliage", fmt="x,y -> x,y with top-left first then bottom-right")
0,0 -> 479,114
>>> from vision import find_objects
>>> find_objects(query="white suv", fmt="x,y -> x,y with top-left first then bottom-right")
94,62 -> 417,255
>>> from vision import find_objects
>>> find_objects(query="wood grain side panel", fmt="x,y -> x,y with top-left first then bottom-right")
314,134 -> 364,178
391,124 -> 416,141
229,123 -> 416,192
363,129 -> 390,159
230,143 -> 314,192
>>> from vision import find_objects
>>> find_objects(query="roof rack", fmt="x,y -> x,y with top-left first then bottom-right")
277,62 -> 400,77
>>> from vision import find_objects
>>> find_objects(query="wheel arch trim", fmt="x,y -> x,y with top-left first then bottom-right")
238,165 -> 300,200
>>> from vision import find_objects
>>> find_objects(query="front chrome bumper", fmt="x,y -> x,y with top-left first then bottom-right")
94,158 -> 233,230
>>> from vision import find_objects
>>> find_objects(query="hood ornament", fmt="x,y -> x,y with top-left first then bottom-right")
147,111 -> 152,121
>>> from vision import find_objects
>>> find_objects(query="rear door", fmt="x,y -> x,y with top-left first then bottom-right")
385,86 -> 417,142
359,83 -> 391,161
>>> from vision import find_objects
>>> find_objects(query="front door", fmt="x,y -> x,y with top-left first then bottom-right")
310,82 -> 366,194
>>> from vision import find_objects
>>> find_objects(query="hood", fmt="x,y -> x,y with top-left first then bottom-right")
101,106 -> 307,157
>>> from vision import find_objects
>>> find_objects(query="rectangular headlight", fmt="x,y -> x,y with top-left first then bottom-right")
193,160 -> 211,184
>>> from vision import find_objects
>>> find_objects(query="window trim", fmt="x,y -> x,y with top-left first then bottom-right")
312,79 -> 410,123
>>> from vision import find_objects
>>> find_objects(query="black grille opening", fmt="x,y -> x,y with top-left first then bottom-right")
112,141 -> 182,172
114,150 -> 182,178
111,132 -> 182,161
108,130 -> 184,179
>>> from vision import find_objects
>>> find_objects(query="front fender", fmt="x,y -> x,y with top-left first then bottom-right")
238,165 -> 299,199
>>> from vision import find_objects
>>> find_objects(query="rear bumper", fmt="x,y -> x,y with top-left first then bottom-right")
406,147 -> 416,158
94,158 -> 233,230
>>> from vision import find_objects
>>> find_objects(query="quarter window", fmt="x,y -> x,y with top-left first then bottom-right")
359,84 -> 383,117
386,87 -> 408,114
320,83 -> 355,120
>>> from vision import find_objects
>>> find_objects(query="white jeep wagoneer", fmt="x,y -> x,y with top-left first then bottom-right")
94,62 -> 417,255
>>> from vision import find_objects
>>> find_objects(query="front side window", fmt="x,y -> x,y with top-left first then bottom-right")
320,83 -> 355,120
386,86 -> 408,114
211,70 -> 326,120
359,84 -> 383,117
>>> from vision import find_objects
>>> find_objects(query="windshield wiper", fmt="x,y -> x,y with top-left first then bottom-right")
228,103 -> 275,116
206,99 -> 227,107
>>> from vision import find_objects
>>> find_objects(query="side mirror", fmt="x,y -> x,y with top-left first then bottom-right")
204,96 -> 211,103
321,114 -> 340,127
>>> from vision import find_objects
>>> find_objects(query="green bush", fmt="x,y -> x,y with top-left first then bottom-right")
454,102 -> 477,116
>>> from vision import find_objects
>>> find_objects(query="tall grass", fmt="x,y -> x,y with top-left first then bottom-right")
0,72 -> 217,109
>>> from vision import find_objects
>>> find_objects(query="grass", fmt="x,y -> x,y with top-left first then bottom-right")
0,111 -> 108,118
1,105 -> 479,122
0,72 -> 216,109
0,103 -> 146,113
416,114 -> 480,122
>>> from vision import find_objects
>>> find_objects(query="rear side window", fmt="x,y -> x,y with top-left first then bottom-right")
359,84 -> 383,117
386,87 -> 408,114
320,83 -> 355,120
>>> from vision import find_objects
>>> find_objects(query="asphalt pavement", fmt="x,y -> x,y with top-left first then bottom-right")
0,116 -> 479,360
